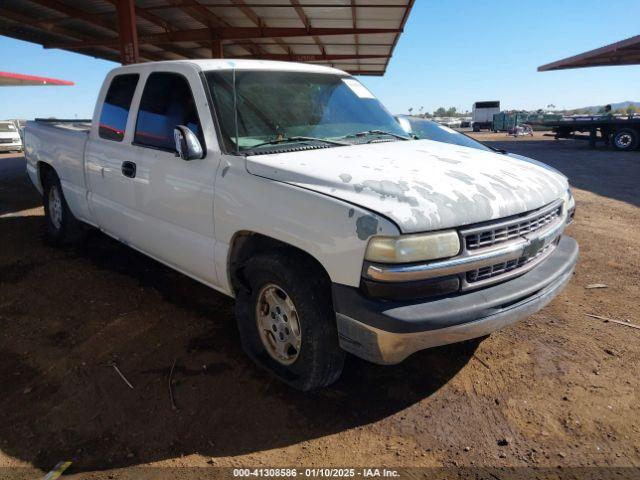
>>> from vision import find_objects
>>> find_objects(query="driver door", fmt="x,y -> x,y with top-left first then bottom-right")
126,68 -> 222,286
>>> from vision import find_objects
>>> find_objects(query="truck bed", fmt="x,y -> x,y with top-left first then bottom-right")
24,119 -> 92,221
32,118 -> 92,132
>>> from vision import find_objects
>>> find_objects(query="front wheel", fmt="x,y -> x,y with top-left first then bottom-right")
235,252 -> 345,391
42,169 -> 86,246
612,128 -> 639,151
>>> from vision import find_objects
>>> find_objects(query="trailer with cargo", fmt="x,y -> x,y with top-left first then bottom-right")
535,115 -> 640,151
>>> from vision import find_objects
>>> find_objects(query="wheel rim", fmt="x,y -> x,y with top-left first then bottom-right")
255,283 -> 302,365
615,133 -> 633,149
48,185 -> 63,229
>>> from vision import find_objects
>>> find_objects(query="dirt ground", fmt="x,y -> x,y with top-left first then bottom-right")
0,134 -> 639,478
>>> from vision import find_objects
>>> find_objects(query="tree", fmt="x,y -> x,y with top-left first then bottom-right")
626,104 -> 638,115
434,107 -> 447,117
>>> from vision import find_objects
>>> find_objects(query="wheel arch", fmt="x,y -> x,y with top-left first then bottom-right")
36,161 -> 57,190
227,231 -> 332,297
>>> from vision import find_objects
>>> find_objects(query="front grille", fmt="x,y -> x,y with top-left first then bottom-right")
464,201 -> 562,250
466,241 -> 556,283
0,138 -> 15,144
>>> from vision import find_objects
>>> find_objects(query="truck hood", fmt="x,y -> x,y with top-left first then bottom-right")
246,139 -> 568,233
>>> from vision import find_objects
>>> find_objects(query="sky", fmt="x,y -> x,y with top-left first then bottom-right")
0,0 -> 639,119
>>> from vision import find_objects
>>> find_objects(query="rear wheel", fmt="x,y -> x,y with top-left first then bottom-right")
612,128 -> 638,151
235,251 -> 345,391
42,169 -> 86,246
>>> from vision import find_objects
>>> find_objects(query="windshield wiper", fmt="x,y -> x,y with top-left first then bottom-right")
342,130 -> 411,142
248,136 -> 350,150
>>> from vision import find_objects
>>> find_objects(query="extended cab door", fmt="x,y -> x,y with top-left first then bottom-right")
85,73 -> 141,240
125,67 -> 221,286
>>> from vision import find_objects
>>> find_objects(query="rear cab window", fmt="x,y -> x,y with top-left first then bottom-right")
99,74 -> 139,141
134,72 -> 204,153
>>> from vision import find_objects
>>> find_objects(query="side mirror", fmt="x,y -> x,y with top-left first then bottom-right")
173,125 -> 204,160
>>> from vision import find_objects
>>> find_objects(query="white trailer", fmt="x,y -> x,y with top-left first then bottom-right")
472,101 -> 500,132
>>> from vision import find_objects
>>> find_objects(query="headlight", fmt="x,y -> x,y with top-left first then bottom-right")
563,188 -> 574,210
564,188 -> 575,224
365,230 -> 460,264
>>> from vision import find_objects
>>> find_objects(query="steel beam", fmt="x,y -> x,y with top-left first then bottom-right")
290,0 -> 323,55
143,3 -> 405,10
0,6 -> 166,62
236,53 -> 386,61
102,0 -> 199,58
211,39 -> 224,58
115,0 -> 139,64
28,0 -> 185,59
229,0 -> 290,55
46,26 -> 402,49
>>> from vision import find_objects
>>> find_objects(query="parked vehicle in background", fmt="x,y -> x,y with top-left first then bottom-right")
13,119 -> 27,144
508,124 -> 534,137
459,116 -> 472,128
434,116 -> 462,128
0,120 -> 23,152
397,115 -> 564,173
533,115 -> 640,151
472,101 -> 500,132
25,60 -> 578,390
398,116 -> 494,151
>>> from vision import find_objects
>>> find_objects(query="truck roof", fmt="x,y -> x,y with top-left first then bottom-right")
112,59 -> 349,76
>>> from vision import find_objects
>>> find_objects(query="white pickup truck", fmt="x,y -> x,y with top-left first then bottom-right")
0,120 -> 23,152
25,60 -> 578,390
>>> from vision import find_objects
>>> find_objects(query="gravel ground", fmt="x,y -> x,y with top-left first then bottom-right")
0,135 -> 638,478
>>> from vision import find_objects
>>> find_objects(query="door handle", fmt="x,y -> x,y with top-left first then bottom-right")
121,161 -> 136,178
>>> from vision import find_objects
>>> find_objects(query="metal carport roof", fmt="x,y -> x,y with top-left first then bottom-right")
0,0 -> 414,76
539,34 -> 640,71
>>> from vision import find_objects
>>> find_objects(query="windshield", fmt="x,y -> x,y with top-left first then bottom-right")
403,117 -> 492,152
204,70 -> 408,154
0,122 -> 16,132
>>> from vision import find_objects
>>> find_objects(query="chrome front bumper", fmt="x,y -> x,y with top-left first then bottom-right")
364,199 -> 567,291
334,235 -> 579,364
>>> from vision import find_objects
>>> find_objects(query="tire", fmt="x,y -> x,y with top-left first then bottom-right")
235,251 -> 345,391
612,128 -> 638,151
42,169 -> 86,246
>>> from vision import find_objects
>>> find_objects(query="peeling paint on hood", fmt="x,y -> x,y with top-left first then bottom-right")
245,139 -> 568,233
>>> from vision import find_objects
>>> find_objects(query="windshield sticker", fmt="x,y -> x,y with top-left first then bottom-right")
342,79 -> 375,99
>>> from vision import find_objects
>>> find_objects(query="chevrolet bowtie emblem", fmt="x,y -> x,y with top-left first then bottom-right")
522,236 -> 546,259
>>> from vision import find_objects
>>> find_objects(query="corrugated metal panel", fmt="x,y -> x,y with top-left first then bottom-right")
0,0 -> 414,74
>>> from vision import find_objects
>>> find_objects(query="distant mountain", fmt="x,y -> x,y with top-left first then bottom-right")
567,101 -> 640,114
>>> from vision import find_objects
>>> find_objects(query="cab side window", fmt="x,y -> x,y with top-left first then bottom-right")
98,74 -> 139,141
134,72 -> 204,152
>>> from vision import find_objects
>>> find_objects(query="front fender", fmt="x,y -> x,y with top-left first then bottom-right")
213,156 -> 400,294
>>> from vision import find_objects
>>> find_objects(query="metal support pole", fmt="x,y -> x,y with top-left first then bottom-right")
211,38 -> 223,58
116,0 -> 139,64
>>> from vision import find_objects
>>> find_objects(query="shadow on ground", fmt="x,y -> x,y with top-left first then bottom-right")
0,154 -> 41,215
0,216 -> 477,473
482,138 -> 640,207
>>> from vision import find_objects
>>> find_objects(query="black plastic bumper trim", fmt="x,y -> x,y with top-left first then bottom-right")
332,235 -> 579,334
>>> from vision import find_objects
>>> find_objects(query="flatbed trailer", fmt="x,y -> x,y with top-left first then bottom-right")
533,115 -> 640,151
